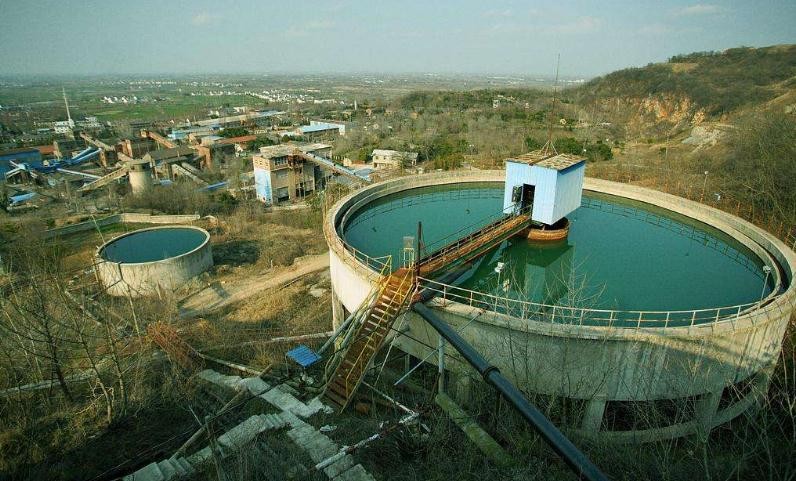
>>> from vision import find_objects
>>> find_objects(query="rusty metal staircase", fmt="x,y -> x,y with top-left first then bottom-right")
322,205 -> 531,412
323,266 -> 415,411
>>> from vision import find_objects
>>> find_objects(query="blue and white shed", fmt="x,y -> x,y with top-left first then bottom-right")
503,152 -> 586,225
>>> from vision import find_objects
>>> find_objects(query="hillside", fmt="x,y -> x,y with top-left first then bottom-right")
575,45 -> 796,137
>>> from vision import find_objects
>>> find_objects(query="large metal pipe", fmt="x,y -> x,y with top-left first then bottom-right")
412,303 -> 608,481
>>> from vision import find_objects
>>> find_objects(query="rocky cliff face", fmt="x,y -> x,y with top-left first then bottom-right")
588,94 -> 707,139
575,45 -> 796,140
637,95 -> 704,125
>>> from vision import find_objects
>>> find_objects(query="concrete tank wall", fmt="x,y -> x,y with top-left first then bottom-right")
96,226 -> 213,298
325,171 -> 796,440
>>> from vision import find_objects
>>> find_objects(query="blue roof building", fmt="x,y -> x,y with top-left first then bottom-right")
0,149 -> 42,177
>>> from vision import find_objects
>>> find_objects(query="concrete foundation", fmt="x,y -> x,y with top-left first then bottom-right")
325,171 -> 796,442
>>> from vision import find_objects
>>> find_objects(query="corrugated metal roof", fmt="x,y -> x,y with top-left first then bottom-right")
0,148 -> 41,160
256,143 -> 331,159
300,122 -> 342,133
509,150 -> 554,165
535,154 -> 586,172
9,192 -> 37,205
143,146 -> 196,161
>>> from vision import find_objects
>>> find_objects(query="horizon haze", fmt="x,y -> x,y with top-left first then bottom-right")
1,0 -> 795,77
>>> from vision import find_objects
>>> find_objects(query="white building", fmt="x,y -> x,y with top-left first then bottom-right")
53,120 -> 75,135
371,149 -> 418,169
76,116 -> 101,129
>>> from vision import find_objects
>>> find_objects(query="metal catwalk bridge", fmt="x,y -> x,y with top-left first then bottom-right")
323,209 -> 530,411
299,151 -> 371,184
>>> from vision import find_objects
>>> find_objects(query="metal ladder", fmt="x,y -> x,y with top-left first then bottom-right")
322,267 -> 415,411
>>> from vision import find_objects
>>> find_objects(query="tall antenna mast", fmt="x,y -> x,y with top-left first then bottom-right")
541,53 -> 560,155
62,87 -> 72,124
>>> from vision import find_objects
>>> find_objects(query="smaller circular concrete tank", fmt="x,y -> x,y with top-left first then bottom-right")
96,226 -> 213,297
128,159 -> 153,195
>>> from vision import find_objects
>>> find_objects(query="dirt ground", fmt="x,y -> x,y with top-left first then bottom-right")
179,253 -> 330,318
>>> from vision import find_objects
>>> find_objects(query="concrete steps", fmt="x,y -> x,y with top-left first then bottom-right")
205,369 -> 376,480
197,369 -> 331,418
280,411 -> 376,481
124,412 -> 286,481
126,370 -> 376,481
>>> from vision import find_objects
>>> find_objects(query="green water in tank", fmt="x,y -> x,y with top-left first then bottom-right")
341,183 -> 774,313
101,228 -> 206,263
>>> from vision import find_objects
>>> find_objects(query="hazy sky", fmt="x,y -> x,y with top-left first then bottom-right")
1,0 -> 794,77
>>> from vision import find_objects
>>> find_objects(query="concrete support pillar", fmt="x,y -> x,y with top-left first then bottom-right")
750,363 -> 775,411
438,335 -> 446,394
452,372 -> 474,407
695,389 -> 722,436
580,396 -> 607,433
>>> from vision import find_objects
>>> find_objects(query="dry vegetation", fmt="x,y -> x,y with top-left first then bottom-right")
0,196 -> 337,480
1,122 -> 794,480
0,45 -> 794,480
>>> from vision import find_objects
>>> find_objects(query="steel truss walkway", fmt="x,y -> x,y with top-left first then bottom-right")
298,151 -> 371,184
323,210 -> 531,411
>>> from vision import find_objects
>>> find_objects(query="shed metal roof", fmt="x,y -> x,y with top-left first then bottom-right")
143,146 -> 196,161
506,150 -> 586,171
299,123 -> 341,133
535,154 -> 586,171
286,345 -> 321,368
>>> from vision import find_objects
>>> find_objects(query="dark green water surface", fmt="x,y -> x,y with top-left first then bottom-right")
342,183 -> 773,312
101,228 -> 206,263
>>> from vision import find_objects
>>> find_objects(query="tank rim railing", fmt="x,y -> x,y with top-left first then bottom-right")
339,201 -> 526,275
343,187 -> 502,232
417,277 -> 779,329
337,238 -> 393,272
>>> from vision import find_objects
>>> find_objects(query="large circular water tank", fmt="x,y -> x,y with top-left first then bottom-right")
341,183 -> 775,314
325,171 -> 796,442
96,226 -> 213,297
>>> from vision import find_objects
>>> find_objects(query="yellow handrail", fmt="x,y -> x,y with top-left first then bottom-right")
341,267 -> 416,398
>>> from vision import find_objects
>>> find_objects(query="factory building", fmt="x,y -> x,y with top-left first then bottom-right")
253,143 -> 332,204
142,146 -> 197,170
169,125 -> 221,142
193,110 -> 284,128
293,121 -> 346,140
53,138 -> 86,159
371,149 -> 418,169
